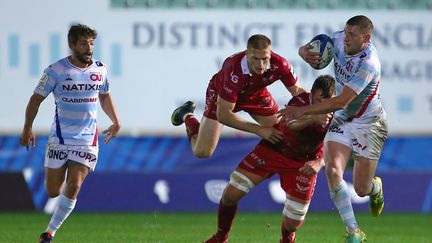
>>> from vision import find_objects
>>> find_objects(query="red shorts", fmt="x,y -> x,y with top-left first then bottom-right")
203,86 -> 279,120
238,145 -> 317,201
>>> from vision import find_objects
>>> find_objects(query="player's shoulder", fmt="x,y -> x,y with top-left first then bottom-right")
270,51 -> 291,71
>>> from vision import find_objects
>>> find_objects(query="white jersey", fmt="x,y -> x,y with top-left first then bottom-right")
332,30 -> 385,122
34,57 -> 109,146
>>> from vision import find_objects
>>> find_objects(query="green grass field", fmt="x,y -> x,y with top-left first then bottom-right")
1,212 -> 431,242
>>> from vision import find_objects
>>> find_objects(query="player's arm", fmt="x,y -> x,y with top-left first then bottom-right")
279,86 -> 357,120
216,96 -> 283,144
20,93 -> 46,150
287,82 -> 306,97
99,93 -> 121,143
285,113 -> 332,130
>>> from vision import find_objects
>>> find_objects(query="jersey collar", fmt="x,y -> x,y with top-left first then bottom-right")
240,53 -> 270,76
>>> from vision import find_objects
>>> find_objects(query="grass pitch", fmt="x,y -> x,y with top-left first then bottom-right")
0,211 -> 430,242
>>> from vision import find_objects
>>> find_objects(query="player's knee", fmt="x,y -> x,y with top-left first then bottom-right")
65,180 -> 82,195
46,188 -> 61,198
229,171 -> 255,194
325,166 -> 342,180
282,198 -> 310,223
192,147 -> 214,158
283,217 -> 303,233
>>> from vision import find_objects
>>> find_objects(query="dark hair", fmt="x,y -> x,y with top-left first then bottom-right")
346,15 -> 374,34
247,34 -> 271,49
68,24 -> 97,44
311,75 -> 336,98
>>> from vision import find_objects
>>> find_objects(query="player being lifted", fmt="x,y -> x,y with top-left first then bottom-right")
204,75 -> 335,243
171,34 -> 305,158
20,24 -> 121,243
279,15 -> 387,243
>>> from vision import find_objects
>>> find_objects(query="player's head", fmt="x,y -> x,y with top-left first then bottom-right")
344,15 -> 373,55
311,75 -> 335,104
68,24 -> 97,65
246,34 -> 272,75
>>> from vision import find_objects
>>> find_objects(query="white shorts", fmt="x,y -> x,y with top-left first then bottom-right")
324,116 -> 388,160
44,144 -> 99,171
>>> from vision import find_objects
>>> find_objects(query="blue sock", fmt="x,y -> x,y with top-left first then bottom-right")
330,180 -> 358,233
46,194 -> 76,236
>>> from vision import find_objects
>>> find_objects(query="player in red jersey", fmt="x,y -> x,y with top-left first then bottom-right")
171,34 -> 305,158
203,75 -> 335,243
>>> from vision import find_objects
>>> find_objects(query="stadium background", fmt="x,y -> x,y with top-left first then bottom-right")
0,0 -> 431,240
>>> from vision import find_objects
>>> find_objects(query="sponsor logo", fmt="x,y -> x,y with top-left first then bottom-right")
334,61 -> 351,81
296,183 -> 310,193
37,73 -> 49,90
90,73 -> 103,81
204,180 -> 228,204
47,149 -> 67,160
70,150 -> 97,162
62,84 -> 102,91
230,71 -> 239,83
352,138 -> 368,151
65,75 -> 72,81
296,175 -> 310,185
62,97 -> 98,103
329,125 -> 343,134
345,60 -> 354,72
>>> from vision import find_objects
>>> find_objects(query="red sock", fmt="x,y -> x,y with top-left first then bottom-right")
215,202 -> 238,242
280,222 -> 296,243
184,115 -> 200,139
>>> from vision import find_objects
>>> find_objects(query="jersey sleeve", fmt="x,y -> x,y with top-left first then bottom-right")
218,62 -> 243,103
34,67 -> 56,97
100,70 -> 110,94
346,58 -> 379,95
287,92 -> 309,107
279,58 -> 298,89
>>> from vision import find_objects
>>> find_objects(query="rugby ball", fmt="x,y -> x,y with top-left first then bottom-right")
309,34 -> 334,70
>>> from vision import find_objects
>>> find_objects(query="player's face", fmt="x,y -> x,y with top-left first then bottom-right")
311,89 -> 331,104
246,46 -> 271,75
70,35 -> 95,66
344,25 -> 369,55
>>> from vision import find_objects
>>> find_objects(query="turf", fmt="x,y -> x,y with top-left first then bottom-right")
0,212 -> 431,242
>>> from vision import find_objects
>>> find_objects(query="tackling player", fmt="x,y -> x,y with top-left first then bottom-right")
204,75 -> 335,243
279,15 -> 387,243
20,24 -> 121,243
171,34 -> 305,158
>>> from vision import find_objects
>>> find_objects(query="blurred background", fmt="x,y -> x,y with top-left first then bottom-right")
0,0 -> 431,215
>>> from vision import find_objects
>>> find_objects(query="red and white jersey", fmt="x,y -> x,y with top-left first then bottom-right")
209,51 -> 298,104
259,92 -> 330,162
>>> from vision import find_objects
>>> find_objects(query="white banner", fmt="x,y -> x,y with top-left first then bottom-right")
0,0 -> 431,134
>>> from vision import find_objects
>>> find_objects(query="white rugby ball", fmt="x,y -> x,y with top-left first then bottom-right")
309,34 -> 334,70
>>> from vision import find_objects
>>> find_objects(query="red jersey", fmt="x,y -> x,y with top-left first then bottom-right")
209,51 -> 298,104
259,92 -> 330,162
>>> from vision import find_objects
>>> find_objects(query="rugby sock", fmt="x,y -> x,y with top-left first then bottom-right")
280,223 -> 296,243
369,178 -> 380,196
330,180 -> 358,233
46,194 -> 76,236
184,115 -> 200,139
215,202 -> 237,241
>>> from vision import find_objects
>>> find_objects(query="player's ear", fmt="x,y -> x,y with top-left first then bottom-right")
363,33 -> 371,43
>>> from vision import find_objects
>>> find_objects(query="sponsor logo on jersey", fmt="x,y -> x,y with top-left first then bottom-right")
334,61 -> 351,81
90,73 -> 103,81
62,83 -> 102,91
37,73 -> 49,90
230,71 -> 239,83
70,150 -> 97,162
352,138 -> 368,151
62,97 -> 98,103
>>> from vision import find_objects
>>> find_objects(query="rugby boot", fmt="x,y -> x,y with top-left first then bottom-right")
344,229 -> 367,243
39,232 -> 53,243
171,101 -> 196,126
369,176 -> 384,217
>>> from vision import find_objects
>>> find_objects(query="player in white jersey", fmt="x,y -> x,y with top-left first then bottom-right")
279,15 -> 387,243
20,24 -> 121,243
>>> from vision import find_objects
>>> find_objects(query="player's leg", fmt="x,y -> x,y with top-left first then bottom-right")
191,116 -> 223,158
205,168 -> 266,243
324,141 -> 363,236
45,161 -> 89,238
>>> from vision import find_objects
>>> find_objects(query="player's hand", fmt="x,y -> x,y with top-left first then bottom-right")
103,123 -> 121,144
277,105 -> 304,121
299,44 -> 322,68
258,126 -> 283,144
20,128 -> 36,151
312,113 -> 333,126
299,158 -> 325,176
